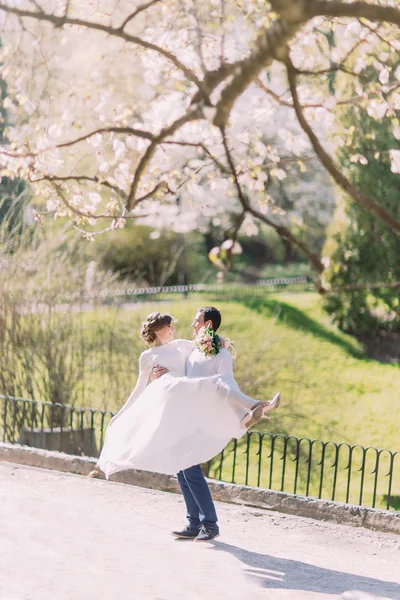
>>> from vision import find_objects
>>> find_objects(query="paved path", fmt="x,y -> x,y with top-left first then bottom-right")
0,462 -> 399,600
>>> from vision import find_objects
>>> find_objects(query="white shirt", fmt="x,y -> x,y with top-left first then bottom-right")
186,347 -> 233,377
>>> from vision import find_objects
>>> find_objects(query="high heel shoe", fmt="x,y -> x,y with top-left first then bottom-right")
242,393 -> 281,429
88,469 -> 101,478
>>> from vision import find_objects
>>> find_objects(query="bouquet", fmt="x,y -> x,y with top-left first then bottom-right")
194,327 -> 223,357
194,327 -> 235,358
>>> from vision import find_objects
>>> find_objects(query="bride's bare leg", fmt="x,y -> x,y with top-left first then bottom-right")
215,377 -> 279,419
215,377 -> 256,410
215,377 -> 281,428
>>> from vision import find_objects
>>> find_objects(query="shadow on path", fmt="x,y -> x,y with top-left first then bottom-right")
209,541 -> 400,599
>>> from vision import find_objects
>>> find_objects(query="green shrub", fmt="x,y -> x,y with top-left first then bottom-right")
323,66 -> 400,333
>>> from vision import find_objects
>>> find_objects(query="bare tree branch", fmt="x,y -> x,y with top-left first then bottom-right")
296,66 -> 359,78
188,2 -> 207,74
220,127 -> 325,286
212,0 -> 389,125
126,106 -> 204,210
29,0 -> 45,13
190,62 -> 239,106
224,209 -> 246,272
305,0 -> 400,27
61,0 -> 71,20
162,140 -> 229,174
0,3 -> 210,99
219,0 -> 226,65
358,19 -> 400,52
31,174 -> 127,199
56,127 -> 154,149
286,57 -> 400,236
134,181 -> 173,203
213,18 -> 299,128
268,0 -> 399,26
48,180 -> 107,221
2,0 -> 399,256
43,179 -> 171,221
119,0 -> 161,31
256,78 -> 359,109
1,127 -> 154,159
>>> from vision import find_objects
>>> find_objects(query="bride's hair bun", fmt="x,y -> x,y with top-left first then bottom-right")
141,312 -> 174,344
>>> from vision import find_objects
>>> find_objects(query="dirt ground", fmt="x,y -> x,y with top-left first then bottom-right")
0,461 -> 399,600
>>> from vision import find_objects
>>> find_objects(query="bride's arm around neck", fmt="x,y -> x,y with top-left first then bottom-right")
173,338 -> 194,347
173,338 -> 195,357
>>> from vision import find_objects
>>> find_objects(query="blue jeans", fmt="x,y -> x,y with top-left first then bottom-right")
177,465 -> 218,529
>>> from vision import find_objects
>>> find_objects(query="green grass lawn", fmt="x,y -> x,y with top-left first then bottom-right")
232,292 -> 400,451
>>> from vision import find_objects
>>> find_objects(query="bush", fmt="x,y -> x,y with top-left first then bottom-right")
89,223 -> 189,286
0,225 -> 129,410
323,67 -> 400,334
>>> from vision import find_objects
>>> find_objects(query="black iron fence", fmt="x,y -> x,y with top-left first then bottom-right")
1,395 -> 398,511
54,276 -> 314,304
205,433 -> 400,511
1,396 -> 113,458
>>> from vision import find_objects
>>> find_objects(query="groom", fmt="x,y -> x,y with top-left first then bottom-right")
151,306 -> 233,542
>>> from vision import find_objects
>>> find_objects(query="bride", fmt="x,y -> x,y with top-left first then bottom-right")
97,311 -> 280,477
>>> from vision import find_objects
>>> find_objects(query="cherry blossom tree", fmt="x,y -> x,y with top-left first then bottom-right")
0,0 -> 399,292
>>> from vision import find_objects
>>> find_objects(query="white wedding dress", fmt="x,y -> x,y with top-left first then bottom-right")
98,339 -> 254,477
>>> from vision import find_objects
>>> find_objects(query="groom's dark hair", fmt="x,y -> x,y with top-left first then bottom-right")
199,306 -> 221,332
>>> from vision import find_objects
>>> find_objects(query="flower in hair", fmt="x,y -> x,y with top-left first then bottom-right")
147,312 -> 161,322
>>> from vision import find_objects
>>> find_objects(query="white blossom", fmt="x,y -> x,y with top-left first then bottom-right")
0,0 -> 393,244
378,68 -> 390,85
393,125 -> 400,141
242,216 -> 259,236
87,133 -> 103,148
366,101 -> 389,120
271,168 -> 287,181
113,139 -> 126,160
350,154 -> 368,166
87,192 -> 102,209
389,150 -> 400,174
221,239 -> 242,254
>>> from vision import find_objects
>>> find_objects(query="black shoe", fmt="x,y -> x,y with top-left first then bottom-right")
171,525 -> 200,539
194,525 -> 220,542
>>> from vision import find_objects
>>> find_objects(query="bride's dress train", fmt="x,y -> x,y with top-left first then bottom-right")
98,339 -> 255,477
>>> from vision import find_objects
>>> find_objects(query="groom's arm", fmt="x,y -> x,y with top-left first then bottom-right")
150,339 -> 193,380
216,348 -> 234,376
150,364 -> 168,381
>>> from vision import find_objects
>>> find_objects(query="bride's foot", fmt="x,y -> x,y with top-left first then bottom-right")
242,404 -> 270,428
242,393 -> 281,429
